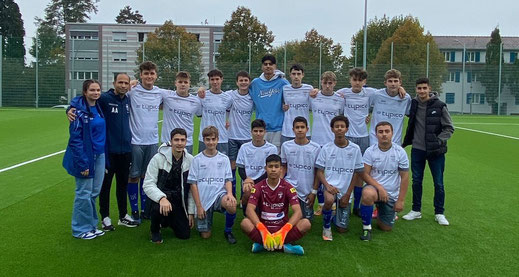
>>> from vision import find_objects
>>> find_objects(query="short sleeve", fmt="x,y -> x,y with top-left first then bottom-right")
398,148 -> 410,171
224,156 -> 233,182
405,96 -> 411,115
280,144 -> 287,164
315,146 -> 326,169
363,147 -> 373,166
187,156 -> 198,184
286,183 -> 299,206
354,147 -> 364,172
236,147 -> 246,168
248,183 -> 262,206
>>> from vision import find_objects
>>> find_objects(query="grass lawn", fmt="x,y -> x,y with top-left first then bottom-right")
1,109 -> 518,276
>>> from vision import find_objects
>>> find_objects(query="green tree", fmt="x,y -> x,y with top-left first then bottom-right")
272,29 -> 347,88
479,27 -> 503,113
0,0 -> 25,59
115,6 -> 146,24
349,15 -> 407,67
370,17 -> 446,94
135,20 -> 203,88
216,6 -> 274,88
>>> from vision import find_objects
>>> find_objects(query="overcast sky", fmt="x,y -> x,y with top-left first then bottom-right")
17,0 -> 519,56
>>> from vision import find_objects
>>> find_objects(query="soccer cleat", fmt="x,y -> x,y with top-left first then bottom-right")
283,244 -> 304,256
102,217 -> 115,231
251,243 -> 265,253
151,232 -> 163,244
435,214 -> 450,226
372,208 -> 378,219
314,205 -> 323,216
77,231 -> 97,240
224,232 -> 237,244
131,211 -> 141,224
93,229 -> 105,237
402,210 -> 422,221
360,229 -> 372,241
118,214 -> 139,227
322,228 -> 333,241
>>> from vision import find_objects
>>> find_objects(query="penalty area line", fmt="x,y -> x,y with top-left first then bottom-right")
455,126 -> 519,141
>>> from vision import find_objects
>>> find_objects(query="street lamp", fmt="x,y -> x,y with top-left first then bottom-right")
362,0 -> 368,69
454,39 -> 466,115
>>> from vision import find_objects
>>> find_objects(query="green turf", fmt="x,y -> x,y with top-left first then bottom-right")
1,109 -> 518,276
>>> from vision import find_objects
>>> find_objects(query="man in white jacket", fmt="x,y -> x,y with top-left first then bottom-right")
143,128 -> 195,244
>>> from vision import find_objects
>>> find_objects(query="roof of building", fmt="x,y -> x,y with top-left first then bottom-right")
433,36 -> 519,51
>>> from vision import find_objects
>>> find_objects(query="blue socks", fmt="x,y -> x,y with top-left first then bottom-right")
128,182 -> 139,213
225,211 -> 236,233
353,186 -> 363,209
323,209 -> 333,229
361,204 -> 373,227
139,178 -> 146,212
231,170 -> 237,198
317,184 -> 325,204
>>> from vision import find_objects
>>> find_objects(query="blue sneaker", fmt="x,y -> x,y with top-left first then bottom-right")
283,244 -> 304,256
251,243 -> 265,253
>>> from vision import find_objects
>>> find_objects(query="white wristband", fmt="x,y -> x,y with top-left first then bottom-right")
311,189 -> 318,195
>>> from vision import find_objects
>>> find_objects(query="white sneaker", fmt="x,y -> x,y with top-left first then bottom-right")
118,214 -> 139,227
402,210 -> 422,221
322,228 -> 333,241
435,214 -> 450,226
102,217 -> 115,231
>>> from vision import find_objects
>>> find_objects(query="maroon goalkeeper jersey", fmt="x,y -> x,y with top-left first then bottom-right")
248,178 -> 299,232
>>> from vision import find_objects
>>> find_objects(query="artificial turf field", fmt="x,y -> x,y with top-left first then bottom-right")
0,108 -> 518,276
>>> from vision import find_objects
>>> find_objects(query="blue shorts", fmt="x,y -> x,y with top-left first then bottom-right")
196,193 -> 226,232
129,144 -> 158,178
228,139 -> 251,161
375,201 -> 397,227
346,136 -> 370,154
334,196 -> 350,229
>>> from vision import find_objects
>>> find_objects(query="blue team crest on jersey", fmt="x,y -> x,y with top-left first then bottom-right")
217,161 -> 223,168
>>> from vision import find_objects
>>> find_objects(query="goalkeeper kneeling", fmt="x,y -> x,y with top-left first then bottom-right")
240,154 -> 311,255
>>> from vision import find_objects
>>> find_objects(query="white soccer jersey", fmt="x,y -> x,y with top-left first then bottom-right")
363,144 -> 409,202
369,90 -> 411,145
187,152 -> 233,211
199,90 -> 233,143
280,140 -> 321,199
161,91 -> 202,146
337,87 -> 376,138
128,84 -> 163,145
228,90 -> 255,140
282,84 -> 313,138
315,141 -> 364,196
236,141 -> 278,180
310,92 -> 345,146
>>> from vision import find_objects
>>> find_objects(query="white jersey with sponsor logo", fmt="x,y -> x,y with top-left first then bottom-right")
161,91 -> 202,146
228,90 -> 255,140
199,90 -> 233,143
128,84 -> 163,145
236,141 -> 278,180
280,140 -> 321,199
363,144 -> 409,202
309,91 -> 345,146
337,87 -> 376,138
369,89 -> 411,145
187,151 -> 233,211
282,84 -> 313,138
315,141 -> 364,196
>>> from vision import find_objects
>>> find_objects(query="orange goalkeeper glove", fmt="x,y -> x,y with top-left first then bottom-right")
256,222 -> 275,251
272,223 -> 293,249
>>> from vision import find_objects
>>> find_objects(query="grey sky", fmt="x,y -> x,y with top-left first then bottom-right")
18,0 -> 519,57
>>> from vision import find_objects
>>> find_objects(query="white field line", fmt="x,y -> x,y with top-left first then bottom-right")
454,122 -> 519,126
0,119 -> 165,174
0,150 -> 66,173
455,126 -> 519,141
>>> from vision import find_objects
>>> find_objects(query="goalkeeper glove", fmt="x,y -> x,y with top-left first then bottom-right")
272,223 -> 293,249
256,222 -> 275,251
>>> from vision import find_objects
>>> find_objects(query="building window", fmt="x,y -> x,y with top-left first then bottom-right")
445,93 -> 455,104
510,52 -> 517,63
515,96 -> 519,105
138,32 -> 146,42
70,71 -> 99,80
444,52 -> 451,62
113,52 -> 127,62
467,93 -> 485,105
70,31 -> 99,40
465,51 -> 480,63
113,32 -> 127,42
448,72 -> 456,82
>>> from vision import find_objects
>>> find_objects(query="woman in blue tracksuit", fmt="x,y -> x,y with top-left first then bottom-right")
63,79 -> 106,239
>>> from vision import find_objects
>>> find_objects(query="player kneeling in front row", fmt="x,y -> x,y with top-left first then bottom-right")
241,154 -> 311,255
189,126 -> 238,244
143,128 -> 195,243
359,121 -> 409,241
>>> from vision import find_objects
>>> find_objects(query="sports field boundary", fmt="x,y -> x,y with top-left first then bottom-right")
454,126 -> 519,140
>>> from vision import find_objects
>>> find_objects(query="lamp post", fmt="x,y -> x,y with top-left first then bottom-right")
454,39 -> 466,115
362,0 -> 368,69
